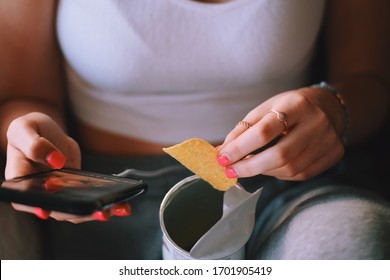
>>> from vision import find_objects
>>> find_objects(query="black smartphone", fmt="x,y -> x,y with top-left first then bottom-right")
0,168 -> 147,215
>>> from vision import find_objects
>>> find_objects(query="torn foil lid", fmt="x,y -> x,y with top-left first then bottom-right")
189,185 -> 262,259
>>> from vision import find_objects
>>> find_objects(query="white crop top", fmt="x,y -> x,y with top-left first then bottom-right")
57,0 -> 325,144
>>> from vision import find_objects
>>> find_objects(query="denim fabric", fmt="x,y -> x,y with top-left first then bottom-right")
43,152 -> 390,259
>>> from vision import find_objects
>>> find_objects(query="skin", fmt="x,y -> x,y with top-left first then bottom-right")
219,0 -> 390,179
0,0 -> 389,223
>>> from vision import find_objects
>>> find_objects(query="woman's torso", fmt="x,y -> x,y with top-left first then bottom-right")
56,0 -> 325,155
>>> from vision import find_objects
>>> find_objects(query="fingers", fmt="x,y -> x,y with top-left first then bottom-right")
5,113 -> 81,179
12,202 -> 132,224
54,203 -> 132,223
231,132 -> 344,179
7,117 -> 66,168
268,145 -> 344,180
227,130 -> 305,177
111,202 -> 132,217
5,144 -> 67,179
217,90 -> 346,180
12,203 -> 52,219
218,109 -> 295,167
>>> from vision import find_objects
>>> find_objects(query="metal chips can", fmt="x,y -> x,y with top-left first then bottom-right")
160,175 -> 245,260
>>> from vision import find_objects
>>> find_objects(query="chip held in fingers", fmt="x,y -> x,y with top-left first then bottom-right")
163,138 -> 237,191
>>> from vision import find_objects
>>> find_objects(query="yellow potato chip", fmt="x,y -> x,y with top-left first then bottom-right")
163,138 -> 237,191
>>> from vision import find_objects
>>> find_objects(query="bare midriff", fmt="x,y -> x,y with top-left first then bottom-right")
77,121 -> 222,156
76,121 -> 169,156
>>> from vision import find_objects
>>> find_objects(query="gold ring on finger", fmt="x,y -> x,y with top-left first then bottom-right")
269,109 -> 288,135
236,120 -> 252,129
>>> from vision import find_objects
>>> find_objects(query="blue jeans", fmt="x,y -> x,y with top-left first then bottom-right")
43,153 -> 390,259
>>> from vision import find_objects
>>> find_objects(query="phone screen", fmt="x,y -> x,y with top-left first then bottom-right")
0,169 -> 147,215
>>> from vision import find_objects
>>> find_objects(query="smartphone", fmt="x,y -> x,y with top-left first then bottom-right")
0,168 -> 147,215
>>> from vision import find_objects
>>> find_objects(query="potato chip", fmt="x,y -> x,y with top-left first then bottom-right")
163,138 -> 237,191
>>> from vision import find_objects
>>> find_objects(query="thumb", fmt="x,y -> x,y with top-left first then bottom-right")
7,116 -> 67,168
5,143 -> 67,180
8,125 -> 67,168
6,133 -> 67,180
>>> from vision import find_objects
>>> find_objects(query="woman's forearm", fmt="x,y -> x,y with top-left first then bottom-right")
330,77 -> 389,146
325,0 -> 390,146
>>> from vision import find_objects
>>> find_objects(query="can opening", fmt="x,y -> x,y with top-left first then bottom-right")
162,178 -> 223,252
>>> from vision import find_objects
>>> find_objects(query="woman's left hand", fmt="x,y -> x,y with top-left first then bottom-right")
217,87 -> 346,181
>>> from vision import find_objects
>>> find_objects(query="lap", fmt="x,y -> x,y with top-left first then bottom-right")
247,184 -> 390,259
0,203 -> 43,259
43,153 -> 390,260
44,154 -> 193,259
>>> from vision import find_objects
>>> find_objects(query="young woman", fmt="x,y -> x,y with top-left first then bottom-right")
0,0 -> 389,259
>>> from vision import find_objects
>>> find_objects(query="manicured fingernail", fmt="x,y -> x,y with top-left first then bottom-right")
215,145 -> 222,151
93,210 -> 110,222
44,179 -> 63,193
217,155 -> 230,167
34,208 -> 50,220
46,151 -> 66,169
112,203 -> 131,217
225,167 -> 238,178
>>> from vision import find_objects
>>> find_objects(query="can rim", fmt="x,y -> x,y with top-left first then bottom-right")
159,174 -> 200,257
159,175 -> 249,259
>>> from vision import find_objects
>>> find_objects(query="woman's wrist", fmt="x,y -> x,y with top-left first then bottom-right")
311,81 -> 349,145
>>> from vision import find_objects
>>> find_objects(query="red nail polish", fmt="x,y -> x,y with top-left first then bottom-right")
46,151 -> 66,169
225,167 -> 238,178
34,208 -> 50,220
217,155 -> 230,167
113,203 -> 131,217
93,210 -> 110,222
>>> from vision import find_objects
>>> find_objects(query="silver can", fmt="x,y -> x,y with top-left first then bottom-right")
160,175 -> 246,260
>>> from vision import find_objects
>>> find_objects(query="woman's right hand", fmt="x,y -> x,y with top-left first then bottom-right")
5,112 -> 81,179
4,112 -> 131,223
